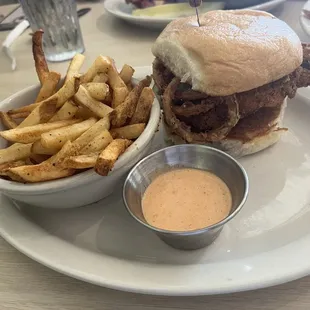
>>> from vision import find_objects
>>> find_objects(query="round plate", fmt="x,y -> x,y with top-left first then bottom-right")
1,67 -> 310,296
104,0 -> 287,29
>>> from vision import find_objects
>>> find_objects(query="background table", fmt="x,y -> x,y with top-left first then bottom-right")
1,1 -> 310,309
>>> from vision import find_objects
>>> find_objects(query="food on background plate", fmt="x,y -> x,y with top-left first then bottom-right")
142,168 -> 232,231
126,0 -> 268,11
130,2 -> 225,18
0,30 -> 155,183
152,10 -> 310,158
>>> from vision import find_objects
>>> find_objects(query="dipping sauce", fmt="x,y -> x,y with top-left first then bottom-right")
142,168 -> 232,231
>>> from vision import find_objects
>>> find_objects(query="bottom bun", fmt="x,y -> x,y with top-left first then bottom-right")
163,99 -> 287,158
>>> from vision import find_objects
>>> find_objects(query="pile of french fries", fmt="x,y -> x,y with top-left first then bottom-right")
0,30 -> 155,183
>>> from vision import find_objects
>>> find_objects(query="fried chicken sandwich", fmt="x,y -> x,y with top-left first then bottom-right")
152,10 -> 310,157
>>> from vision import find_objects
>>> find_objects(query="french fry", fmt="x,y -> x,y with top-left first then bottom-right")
110,123 -> 145,140
35,71 -> 61,102
80,56 -> 110,84
129,87 -> 154,124
6,141 -> 77,183
0,160 -> 27,176
56,117 -> 111,167
71,116 -> 110,149
111,76 -> 152,128
18,97 -> 58,128
54,75 -> 80,108
7,163 -> 75,183
63,153 -> 98,169
65,53 -> 85,83
40,118 -> 97,149
47,140 -> 80,165
107,58 -> 129,108
9,112 -> 31,119
83,83 -> 110,101
33,75 -> 80,110
8,104 -> 37,116
31,140 -> 59,155
32,30 -> 49,84
14,75 -> 80,128
95,139 -> 132,176
47,139 -> 82,167
49,100 -> 78,122
0,143 -> 32,164
0,119 -> 80,144
74,85 -> 113,118
120,64 -> 135,85
0,112 -> 18,129
93,73 -> 108,83
80,130 -> 113,155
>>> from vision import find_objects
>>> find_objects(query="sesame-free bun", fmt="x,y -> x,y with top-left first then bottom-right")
152,10 -> 303,96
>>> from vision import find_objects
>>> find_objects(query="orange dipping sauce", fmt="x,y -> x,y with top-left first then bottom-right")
142,168 -> 232,231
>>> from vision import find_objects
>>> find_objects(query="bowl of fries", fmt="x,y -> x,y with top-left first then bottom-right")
0,31 -> 160,209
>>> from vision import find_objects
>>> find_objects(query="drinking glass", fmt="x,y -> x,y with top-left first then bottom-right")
19,0 -> 85,62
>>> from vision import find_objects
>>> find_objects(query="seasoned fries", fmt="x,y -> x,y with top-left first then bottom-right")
40,118 -> 97,149
0,119 -> 80,143
83,83 -> 110,101
0,112 -> 17,129
120,64 -> 135,85
63,154 -> 98,169
35,71 -> 61,102
32,140 -> 59,155
49,100 -> 78,122
0,160 -> 27,177
95,139 -> 132,176
54,75 -> 80,108
32,30 -> 49,84
65,53 -> 85,83
72,117 -> 110,148
80,55 -> 110,84
93,73 -> 108,83
74,85 -> 113,118
130,87 -> 154,124
0,143 -> 32,165
0,46 -> 155,183
80,130 -> 113,155
111,76 -> 152,127
8,103 -> 38,116
7,163 -> 75,183
18,97 -> 58,128
107,58 -> 129,108
110,124 -> 146,140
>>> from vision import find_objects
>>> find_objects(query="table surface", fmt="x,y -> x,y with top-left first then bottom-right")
1,1 -> 310,309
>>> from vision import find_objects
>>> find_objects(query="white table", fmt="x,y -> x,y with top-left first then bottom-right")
1,1 -> 310,309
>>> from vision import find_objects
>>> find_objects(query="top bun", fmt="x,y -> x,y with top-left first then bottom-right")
152,10 -> 303,96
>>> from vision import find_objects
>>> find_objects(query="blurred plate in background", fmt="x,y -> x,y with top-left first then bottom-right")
104,0 -> 286,30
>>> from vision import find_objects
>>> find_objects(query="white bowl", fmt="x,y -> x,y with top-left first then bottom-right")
0,80 -> 161,209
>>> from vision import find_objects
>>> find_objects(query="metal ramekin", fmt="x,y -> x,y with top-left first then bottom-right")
123,145 -> 249,251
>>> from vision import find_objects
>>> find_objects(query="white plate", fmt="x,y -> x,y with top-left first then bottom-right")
104,0 -> 287,29
1,71 -> 310,296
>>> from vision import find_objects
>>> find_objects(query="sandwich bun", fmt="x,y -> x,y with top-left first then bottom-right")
152,10 -> 303,96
